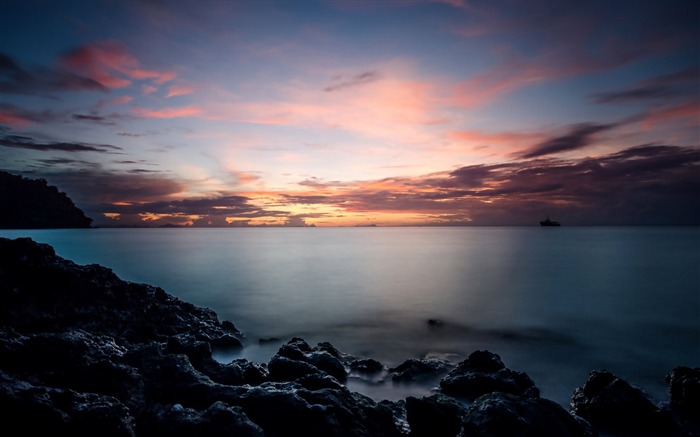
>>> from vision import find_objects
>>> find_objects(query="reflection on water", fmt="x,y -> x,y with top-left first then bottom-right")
2,226 -> 698,406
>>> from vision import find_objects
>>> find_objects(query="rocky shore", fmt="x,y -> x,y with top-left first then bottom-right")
1,237 -> 698,436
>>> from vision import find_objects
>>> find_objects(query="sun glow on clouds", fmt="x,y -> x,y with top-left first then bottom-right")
1,0 -> 698,226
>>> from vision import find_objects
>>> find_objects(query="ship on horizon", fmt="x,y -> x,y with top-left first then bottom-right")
540,216 -> 561,226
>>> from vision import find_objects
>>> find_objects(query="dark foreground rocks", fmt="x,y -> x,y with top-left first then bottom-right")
0,237 -> 696,436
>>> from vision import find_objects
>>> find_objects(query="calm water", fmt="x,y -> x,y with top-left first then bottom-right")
2,226 -> 698,406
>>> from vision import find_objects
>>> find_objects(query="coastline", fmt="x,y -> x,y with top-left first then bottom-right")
1,236 -> 697,436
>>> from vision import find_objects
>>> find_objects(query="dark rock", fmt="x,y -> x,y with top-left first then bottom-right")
389,358 -> 452,382
0,170 -> 93,229
667,366 -> 700,411
270,338 -> 348,383
306,351 -> 348,382
666,366 -> 700,436
316,341 -> 343,358
461,392 -> 597,437
427,319 -> 443,327
138,401 -> 263,436
350,358 -> 385,373
0,369 -> 136,436
258,337 -> 281,344
268,355 -> 323,381
571,370 -> 681,436
406,393 -> 466,436
231,358 -> 269,385
439,350 -> 539,399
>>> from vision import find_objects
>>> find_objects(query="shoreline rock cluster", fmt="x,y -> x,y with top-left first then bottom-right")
1,237 -> 698,436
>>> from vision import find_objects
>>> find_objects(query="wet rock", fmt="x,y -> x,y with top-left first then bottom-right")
389,358 -> 452,382
571,370 -> 681,436
271,338 -> 348,382
439,350 -> 539,399
666,366 -> 700,436
231,358 -> 269,385
0,369 -> 136,436
138,401 -> 263,437
667,366 -> 700,411
268,355 -> 323,381
405,393 -> 466,436
350,358 -> 385,374
462,392 -> 597,437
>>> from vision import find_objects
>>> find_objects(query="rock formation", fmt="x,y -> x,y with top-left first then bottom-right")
0,171 -> 93,228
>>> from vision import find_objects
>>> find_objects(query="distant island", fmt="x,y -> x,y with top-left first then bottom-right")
0,171 -> 93,229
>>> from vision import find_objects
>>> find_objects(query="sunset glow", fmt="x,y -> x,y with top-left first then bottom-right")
1,0 -> 698,226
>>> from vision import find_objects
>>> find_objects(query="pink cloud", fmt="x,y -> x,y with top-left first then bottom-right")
0,112 -> 32,128
166,84 -> 195,98
132,106 -> 202,119
640,100 -> 699,130
142,85 -> 158,95
97,95 -> 133,108
60,40 -> 176,89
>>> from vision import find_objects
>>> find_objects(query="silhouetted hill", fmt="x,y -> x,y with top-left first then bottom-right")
0,171 -> 93,229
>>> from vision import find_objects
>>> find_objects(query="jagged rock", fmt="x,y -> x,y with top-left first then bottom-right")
461,392 -> 597,437
0,171 -> 93,229
439,350 -> 539,399
270,338 -> 348,382
0,237 -> 243,345
0,369 -> 136,436
667,366 -> 700,411
269,355 -> 324,381
137,401 -> 263,436
571,370 -> 681,436
389,358 -> 452,382
405,393 -> 467,436
666,366 -> 700,436
350,358 -> 385,373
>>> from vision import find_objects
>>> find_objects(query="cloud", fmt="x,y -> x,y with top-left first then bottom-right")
324,71 -> 382,92
0,105 -> 58,128
166,84 -> 195,97
97,95 -> 133,108
517,123 -> 617,159
448,2 -> 697,108
72,114 -> 117,126
591,67 -> 700,104
0,52 -> 106,96
276,144 -> 699,225
59,40 -> 176,89
131,106 -> 202,119
0,134 -> 123,153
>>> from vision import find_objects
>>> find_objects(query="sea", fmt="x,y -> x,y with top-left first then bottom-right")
1,226 -> 698,407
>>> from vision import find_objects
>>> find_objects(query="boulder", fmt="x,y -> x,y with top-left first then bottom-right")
350,358 -> 385,374
389,358 -> 452,382
405,393 -> 466,436
137,401 -> 263,437
461,392 -> 597,437
439,350 -> 539,399
571,370 -> 681,436
270,338 -> 348,382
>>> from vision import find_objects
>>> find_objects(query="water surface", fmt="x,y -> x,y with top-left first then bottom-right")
2,226 -> 698,406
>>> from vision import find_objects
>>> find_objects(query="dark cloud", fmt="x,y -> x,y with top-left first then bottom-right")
591,67 -> 699,104
72,114 -> 117,125
281,144 -> 699,225
518,123 -> 617,159
324,71 -> 382,92
0,104 -> 63,126
0,134 -> 122,153
0,52 -> 107,96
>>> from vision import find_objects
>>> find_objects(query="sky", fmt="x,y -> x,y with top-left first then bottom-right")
1,0 -> 698,227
